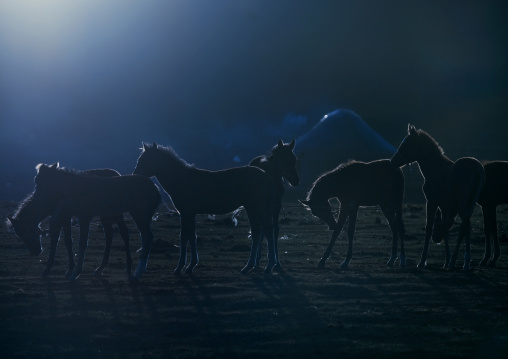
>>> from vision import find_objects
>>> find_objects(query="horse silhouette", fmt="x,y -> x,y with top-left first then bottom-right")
133,142 -> 277,275
8,167 -> 131,279
249,139 -> 300,268
432,160 -> 508,267
391,124 -> 485,270
300,159 -> 406,269
478,161 -> 508,266
15,163 -> 161,280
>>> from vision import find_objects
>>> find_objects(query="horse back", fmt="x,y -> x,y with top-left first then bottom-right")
64,174 -> 161,217
337,159 -> 404,205
170,166 -> 275,215
478,161 -> 508,207
444,157 -> 485,207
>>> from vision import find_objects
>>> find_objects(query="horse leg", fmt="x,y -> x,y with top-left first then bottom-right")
318,209 -> 348,269
272,203 -> 282,269
489,208 -> 501,267
462,219 -> 472,271
174,214 -> 192,275
397,209 -> 406,267
341,207 -> 358,269
69,217 -> 91,281
132,216 -> 154,280
242,221 -> 262,274
262,219 -> 276,274
480,206 -> 497,267
441,211 -> 454,269
419,203 -> 437,268
185,216 -> 198,274
381,207 -> 399,267
116,216 -> 132,276
62,223 -> 75,279
42,220 -> 63,277
95,217 -> 114,276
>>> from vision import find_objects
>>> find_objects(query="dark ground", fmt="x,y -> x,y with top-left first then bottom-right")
1,199 -> 507,359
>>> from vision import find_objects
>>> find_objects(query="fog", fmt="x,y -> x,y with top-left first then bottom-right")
1,0 -> 507,200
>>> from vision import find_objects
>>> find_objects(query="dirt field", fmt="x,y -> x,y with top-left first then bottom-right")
1,199 -> 507,359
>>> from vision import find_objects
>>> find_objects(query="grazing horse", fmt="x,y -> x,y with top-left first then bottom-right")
8,168 -> 131,278
300,159 -> 406,269
391,124 -> 485,270
250,139 -> 300,268
433,161 -> 508,267
133,142 -> 277,275
19,163 -> 161,280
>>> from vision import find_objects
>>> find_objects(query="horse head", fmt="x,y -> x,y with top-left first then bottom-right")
299,198 -> 336,230
133,142 -> 159,177
272,139 -> 300,187
391,124 -> 420,168
7,215 -> 43,256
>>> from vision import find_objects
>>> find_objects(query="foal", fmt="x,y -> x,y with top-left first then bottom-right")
133,143 -> 277,275
8,168 -> 130,278
391,124 -> 485,270
300,159 -> 406,269
250,139 -> 300,268
28,163 -> 161,280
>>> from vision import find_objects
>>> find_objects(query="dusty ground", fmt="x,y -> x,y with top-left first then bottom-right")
1,199 -> 507,359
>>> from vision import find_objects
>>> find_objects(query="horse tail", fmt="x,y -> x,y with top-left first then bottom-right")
459,160 -> 486,219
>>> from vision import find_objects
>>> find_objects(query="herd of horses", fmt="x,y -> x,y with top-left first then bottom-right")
7,124 -> 508,281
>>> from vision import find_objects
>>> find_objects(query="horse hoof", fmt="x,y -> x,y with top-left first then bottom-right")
184,267 -> 195,275
94,268 -> 105,276
386,260 -> 395,268
339,262 -> 349,270
174,267 -> 183,276
399,261 -> 407,268
317,260 -> 326,269
487,260 -> 497,268
417,261 -> 426,269
264,266 -> 274,275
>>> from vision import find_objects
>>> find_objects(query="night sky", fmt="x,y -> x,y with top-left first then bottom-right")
1,0 -> 507,200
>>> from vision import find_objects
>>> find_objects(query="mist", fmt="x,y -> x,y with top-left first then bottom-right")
1,0 -> 508,200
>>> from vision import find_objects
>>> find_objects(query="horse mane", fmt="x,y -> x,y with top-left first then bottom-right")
306,160 -> 359,200
147,143 -> 193,169
415,129 -> 449,159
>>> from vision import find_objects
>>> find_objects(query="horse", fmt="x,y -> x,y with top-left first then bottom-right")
432,161 -> 508,267
299,159 -> 406,269
249,139 -> 300,268
7,168 -> 131,279
16,163 -> 161,281
391,124 -> 485,270
133,142 -> 277,275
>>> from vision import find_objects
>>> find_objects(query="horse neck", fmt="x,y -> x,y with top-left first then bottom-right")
416,152 -> 453,180
153,155 -> 189,193
309,172 -> 337,202
16,196 -> 48,227
264,156 -> 283,181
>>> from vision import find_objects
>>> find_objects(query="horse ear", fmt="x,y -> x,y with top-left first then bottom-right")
289,139 -> 295,150
407,124 -> 417,135
153,142 -> 158,150
7,215 -> 14,224
49,162 -> 59,169
142,142 -> 148,151
277,139 -> 284,148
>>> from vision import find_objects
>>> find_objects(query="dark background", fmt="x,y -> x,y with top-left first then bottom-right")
1,0 -> 507,201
